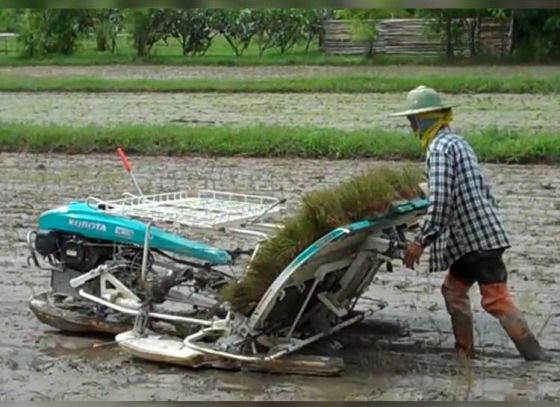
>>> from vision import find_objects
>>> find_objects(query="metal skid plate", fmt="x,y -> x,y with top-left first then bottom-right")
116,330 -> 211,367
116,330 -> 345,376
93,190 -> 283,230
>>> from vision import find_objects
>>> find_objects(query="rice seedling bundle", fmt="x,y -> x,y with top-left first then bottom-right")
222,165 -> 425,315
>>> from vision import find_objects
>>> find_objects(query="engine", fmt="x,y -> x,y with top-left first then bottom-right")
32,229 -> 153,298
34,230 -> 113,273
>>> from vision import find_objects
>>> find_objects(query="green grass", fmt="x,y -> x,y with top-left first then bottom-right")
0,35 -> 420,66
1,35 -> 559,67
1,123 -> 559,164
1,74 -> 559,94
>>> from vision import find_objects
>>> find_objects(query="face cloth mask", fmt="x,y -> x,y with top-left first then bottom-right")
408,109 -> 453,151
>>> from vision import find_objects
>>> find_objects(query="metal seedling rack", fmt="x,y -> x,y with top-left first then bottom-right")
88,189 -> 283,230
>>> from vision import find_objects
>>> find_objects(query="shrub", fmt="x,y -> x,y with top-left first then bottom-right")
18,9 -> 82,58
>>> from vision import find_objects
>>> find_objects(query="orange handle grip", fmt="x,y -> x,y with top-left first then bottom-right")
117,148 -> 132,173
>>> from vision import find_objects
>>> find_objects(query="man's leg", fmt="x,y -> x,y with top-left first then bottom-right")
477,251 -> 550,362
441,269 -> 475,359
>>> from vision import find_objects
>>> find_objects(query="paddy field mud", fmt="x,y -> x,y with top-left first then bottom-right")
0,92 -> 557,133
1,153 -> 559,401
1,64 -> 558,80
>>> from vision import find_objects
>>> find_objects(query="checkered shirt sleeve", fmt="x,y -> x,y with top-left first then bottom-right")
416,148 -> 454,247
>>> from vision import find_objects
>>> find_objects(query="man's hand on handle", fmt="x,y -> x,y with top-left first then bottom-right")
404,241 -> 425,269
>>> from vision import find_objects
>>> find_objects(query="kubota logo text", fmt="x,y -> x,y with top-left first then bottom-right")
69,219 -> 107,232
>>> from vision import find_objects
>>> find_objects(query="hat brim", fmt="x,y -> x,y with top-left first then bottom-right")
389,104 -> 457,117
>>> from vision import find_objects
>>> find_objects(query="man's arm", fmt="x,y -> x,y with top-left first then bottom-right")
415,148 -> 455,247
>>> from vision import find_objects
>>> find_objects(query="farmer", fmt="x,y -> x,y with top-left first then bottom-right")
392,85 -> 550,362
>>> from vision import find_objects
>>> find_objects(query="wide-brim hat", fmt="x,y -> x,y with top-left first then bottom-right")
390,85 -> 457,117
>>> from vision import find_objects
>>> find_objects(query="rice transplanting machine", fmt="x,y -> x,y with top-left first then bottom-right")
27,149 -> 430,376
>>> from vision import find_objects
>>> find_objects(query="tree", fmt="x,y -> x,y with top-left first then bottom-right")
17,9 -> 83,58
461,10 -> 482,58
252,9 -> 278,56
271,9 -> 305,54
301,9 -> 328,52
418,9 -> 469,59
253,9 -> 306,56
93,9 -> 124,54
211,9 -> 258,56
74,9 -> 124,54
125,8 -> 172,57
0,9 -> 20,32
510,9 -> 560,61
169,9 -> 216,56
336,9 -> 387,58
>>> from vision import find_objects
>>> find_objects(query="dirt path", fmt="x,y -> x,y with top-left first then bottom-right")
0,92 -> 557,132
1,65 -> 558,80
1,154 -> 559,401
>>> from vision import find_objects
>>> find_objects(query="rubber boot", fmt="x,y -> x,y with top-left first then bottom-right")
442,273 -> 475,360
501,313 -> 552,362
480,283 -> 551,362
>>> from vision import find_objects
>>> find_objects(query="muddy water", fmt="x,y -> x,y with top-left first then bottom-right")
1,65 -> 559,80
0,92 -> 557,133
1,153 -> 560,401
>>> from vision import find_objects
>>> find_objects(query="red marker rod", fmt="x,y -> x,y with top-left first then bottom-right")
117,148 -> 144,196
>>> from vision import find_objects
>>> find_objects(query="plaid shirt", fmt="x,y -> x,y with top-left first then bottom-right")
416,127 -> 510,272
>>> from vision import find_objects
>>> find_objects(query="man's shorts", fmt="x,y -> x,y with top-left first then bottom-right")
449,249 -> 508,286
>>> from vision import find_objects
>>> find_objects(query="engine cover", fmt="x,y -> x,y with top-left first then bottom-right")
37,202 -> 231,265
60,238 -> 106,273
35,230 -> 59,257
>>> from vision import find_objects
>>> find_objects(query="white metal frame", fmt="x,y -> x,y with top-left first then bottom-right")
69,263 -> 142,306
86,189 -> 284,230
181,312 -> 364,363
79,289 -> 214,327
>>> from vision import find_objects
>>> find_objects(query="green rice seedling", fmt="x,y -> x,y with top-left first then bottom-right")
341,172 -> 395,219
376,165 -> 426,200
301,188 -> 349,231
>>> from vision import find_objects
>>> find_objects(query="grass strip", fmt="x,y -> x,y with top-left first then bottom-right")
1,47 -> 560,67
0,74 -> 559,94
0,52 -> 440,67
1,123 -> 559,164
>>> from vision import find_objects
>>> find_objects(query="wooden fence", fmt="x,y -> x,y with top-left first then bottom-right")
322,18 -> 512,56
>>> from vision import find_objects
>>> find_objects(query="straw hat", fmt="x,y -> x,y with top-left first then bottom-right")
390,85 -> 457,117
